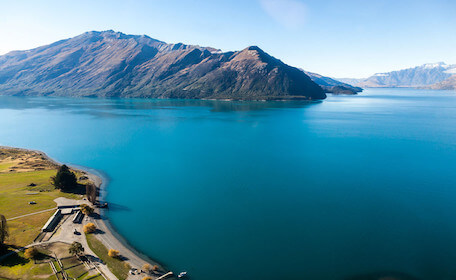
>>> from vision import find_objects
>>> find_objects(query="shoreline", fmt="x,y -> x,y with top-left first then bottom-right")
75,164 -> 172,275
0,145 -> 174,279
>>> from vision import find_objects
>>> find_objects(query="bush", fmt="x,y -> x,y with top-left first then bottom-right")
142,263 -> 152,273
108,249 -> 120,258
24,247 -> 38,259
152,265 -> 159,271
80,204 -> 94,216
83,223 -> 96,234
142,277 -> 152,280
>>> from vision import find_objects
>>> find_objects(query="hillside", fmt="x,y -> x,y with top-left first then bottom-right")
304,71 -> 363,94
0,30 -> 325,100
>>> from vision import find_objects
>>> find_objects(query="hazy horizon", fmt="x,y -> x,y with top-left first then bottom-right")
1,0 -> 455,78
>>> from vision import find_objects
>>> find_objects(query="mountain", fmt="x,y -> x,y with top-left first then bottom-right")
342,62 -> 456,88
303,71 -> 363,94
426,75 -> 456,90
0,30 -> 325,100
336,78 -> 363,86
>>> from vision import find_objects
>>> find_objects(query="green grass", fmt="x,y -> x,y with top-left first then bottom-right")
85,233 -> 130,280
0,250 -> 55,280
61,256 -> 96,280
0,169 -> 82,246
0,162 -> 14,171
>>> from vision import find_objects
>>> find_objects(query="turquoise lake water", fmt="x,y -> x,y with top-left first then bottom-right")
1,88 -> 456,280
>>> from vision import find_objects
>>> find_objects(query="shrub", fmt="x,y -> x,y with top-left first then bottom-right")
152,265 -> 159,271
24,247 -> 38,259
83,223 -> 96,234
108,249 -> 120,258
142,277 -> 153,280
142,263 -> 152,273
80,204 -> 94,216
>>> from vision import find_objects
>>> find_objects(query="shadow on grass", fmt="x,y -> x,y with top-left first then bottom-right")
60,183 -> 86,195
34,252 -> 52,262
64,262 -> 83,270
117,255 -> 129,261
75,270 -> 89,279
86,274 -> 103,280
0,252 -> 28,267
85,254 -> 103,265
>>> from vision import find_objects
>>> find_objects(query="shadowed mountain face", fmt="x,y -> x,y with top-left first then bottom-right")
304,71 -> 363,94
0,30 -> 325,100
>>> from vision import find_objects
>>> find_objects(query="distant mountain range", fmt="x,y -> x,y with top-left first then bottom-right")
338,62 -> 456,89
0,30 -> 330,100
303,71 -> 362,94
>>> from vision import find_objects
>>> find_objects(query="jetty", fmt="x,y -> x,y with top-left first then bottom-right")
156,272 -> 173,280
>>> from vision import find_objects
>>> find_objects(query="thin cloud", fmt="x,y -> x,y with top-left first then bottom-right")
259,0 -> 307,29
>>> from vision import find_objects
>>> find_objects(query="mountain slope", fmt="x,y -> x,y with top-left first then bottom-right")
353,62 -> 456,88
304,71 -> 363,94
426,75 -> 456,90
0,30 -> 325,100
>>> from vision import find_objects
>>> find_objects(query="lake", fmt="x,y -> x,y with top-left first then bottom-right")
1,88 -> 456,280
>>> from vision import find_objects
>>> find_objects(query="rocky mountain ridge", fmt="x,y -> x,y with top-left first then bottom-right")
0,30 -> 326,100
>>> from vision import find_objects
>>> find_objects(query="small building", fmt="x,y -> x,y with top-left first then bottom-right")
72,210 -> 84,224
41,209 -> 62,232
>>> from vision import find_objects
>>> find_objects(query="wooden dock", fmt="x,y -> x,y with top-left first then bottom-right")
156,271 -> 173,280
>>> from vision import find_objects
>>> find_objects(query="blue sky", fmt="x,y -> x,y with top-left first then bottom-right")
1,0 -> 455,78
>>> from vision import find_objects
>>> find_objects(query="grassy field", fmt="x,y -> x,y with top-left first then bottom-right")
45,242 -> 103,280
0,247 -> 56,280
86,233 -> 130,280
0,148 -> 101,279
0,148 -> 84,247
0,242 -> 103,280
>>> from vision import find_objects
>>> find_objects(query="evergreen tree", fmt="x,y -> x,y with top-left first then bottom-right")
52,164 -> 77,190
0,214 -> 8,246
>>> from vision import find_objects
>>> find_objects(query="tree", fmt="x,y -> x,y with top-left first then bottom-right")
69,241 -> 84,256
83,223 -> 96,234
108,249 -> 120,258
80,204 -> 94,216
85,183 -> 98,204
52,164 -> 77,190
0,214 -> 8,246
24,247 -> 39,259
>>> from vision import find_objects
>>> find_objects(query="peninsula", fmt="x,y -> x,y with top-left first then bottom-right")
0,147 -> 173,280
